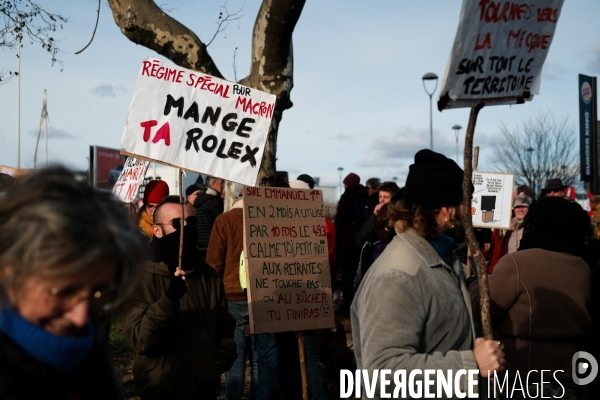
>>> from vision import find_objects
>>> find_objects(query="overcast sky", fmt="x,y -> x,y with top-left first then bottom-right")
1,0 -> 599,190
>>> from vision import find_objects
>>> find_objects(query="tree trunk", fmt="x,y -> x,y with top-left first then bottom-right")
107,0 -> 306,184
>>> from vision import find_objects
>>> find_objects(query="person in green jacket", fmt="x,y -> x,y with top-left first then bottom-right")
123,196 -> 236,400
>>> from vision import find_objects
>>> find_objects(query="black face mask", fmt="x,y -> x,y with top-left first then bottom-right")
151,223 -> 201,273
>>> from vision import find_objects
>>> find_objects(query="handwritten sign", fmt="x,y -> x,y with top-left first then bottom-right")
120,57 -> 276,186
243,187 -> 335,334
438,0 -> 564,109
111,157 -> 150,202
471,172 -> 514,229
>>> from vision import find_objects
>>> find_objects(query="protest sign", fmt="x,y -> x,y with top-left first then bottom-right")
243,186 -> 335,334
0,165 -> 30,178
471,171 -> 514,229
438,0 -> 564,110
111,157 -> 150,203
120,57 -> 276,186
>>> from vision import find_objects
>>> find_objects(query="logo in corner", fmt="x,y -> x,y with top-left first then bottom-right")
581,82 -> 592,104
572,351 -> 598,385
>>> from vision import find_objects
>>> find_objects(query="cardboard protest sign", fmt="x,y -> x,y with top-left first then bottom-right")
243,187 -> 335,334
471,172 -> 514,229
120,57 -> 275,186
438,0 -> 564,110
111,157 -> 150,203
0,166 -> 30,178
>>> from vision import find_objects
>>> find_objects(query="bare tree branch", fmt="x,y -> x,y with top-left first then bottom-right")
75,0 -> 100,54
0,0 -> 68,82
107,0 -> 223,78
206,1 -> 244,47
232,46 -> 238,82
490,111 -> 579,196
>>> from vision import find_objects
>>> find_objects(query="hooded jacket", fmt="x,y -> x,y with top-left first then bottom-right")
122,260 -> 236,400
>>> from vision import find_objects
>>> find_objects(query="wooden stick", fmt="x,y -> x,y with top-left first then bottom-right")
460,105 -> 501,399
295,331 -> 309,400
460,104 -> 493,339
178,168 -> 184,271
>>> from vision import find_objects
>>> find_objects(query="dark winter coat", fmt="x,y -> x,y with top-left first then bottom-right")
0,327 -> 123,399
122,260 -> 236,400
194,191 -> 224,249
470,249 -> 592,381
335,184 -> 369,254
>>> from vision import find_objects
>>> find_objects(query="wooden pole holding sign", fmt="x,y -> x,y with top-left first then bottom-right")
460,104 -> 493,340
178,168 -> 184,272
295,332 -> 309,400
460,105 -> 500,399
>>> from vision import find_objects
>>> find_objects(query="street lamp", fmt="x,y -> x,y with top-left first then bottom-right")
337,167 -> 344,198
452,124 -> 462,163
422,72 -> 439,150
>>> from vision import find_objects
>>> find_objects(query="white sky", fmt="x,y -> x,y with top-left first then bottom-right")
1,0 -> 599,189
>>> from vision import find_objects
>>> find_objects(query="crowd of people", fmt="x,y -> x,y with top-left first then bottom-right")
0,150 -> 598,399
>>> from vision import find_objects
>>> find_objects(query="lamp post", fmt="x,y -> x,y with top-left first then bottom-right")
452,124 -> 462,163
422,72 -> 439,150
337,167 -> 344,198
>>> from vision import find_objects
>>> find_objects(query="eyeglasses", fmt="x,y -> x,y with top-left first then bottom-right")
45,284 -> 116,311
146,203 -> 159,210
154,216 -> 197,231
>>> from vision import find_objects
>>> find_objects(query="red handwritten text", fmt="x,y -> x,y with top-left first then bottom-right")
142,59 -> 185,83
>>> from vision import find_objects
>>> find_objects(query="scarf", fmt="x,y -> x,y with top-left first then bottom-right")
507,216 -> 524,254
0,306 -> 95,371
150,223 -> 201,272
427,232 -> 455,267
139,208 -> 154,238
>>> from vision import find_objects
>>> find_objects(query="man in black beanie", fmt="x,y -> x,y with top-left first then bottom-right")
351,149 -> 505,397
402,149 -> 464,210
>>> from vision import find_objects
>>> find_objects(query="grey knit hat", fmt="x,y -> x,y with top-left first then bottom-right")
512,192 -> 532,209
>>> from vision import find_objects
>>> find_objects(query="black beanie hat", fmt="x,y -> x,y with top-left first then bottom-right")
403,149 -> 464,209
519,196 -> 589,256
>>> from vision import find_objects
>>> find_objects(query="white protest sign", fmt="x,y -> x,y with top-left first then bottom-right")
438,0 -> 564,109
471,172 -> 514,229
243,186 -> 335,334
111,157 -> 150,203
120,57 -> 276,186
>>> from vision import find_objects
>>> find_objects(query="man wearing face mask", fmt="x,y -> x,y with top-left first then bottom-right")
123,196 -> 236,400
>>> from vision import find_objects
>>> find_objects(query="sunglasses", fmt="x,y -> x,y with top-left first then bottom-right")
155,216 -> 197,230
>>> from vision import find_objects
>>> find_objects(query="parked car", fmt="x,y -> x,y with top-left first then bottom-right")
108,165 -> 124,185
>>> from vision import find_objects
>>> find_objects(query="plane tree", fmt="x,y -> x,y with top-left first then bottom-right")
107,0 -> 306,183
